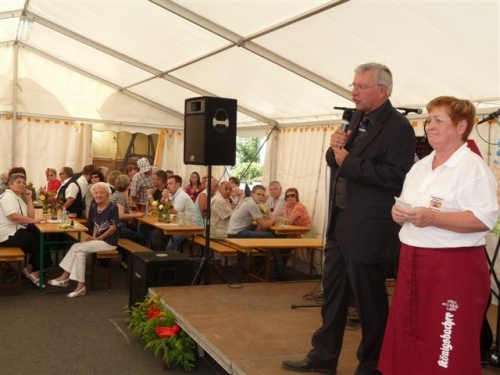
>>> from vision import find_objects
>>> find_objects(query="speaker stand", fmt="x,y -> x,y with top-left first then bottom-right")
191,165 -> 227,286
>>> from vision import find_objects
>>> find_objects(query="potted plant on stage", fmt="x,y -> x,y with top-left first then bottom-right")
127,294 -> 196,371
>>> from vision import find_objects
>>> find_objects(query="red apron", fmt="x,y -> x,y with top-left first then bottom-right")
378,244 -> 490,375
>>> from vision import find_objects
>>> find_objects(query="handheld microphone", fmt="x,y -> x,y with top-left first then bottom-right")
477,109 -> 500,125
341,109 -> 354,132
396,107 -> 423,115
334,106 -> 356,112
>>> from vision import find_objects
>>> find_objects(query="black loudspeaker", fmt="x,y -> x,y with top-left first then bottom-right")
129,251 -> 194,307
184,96 -> 237,165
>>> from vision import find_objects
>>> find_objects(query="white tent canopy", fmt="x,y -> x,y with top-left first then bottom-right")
1,0 -> 499,236
1,0 -> 499,131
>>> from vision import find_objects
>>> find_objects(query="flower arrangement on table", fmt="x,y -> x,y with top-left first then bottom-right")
126,294 -> 196,371
39,192 -> 60,216
259,204 -> 270,219
153,199 -> 172,223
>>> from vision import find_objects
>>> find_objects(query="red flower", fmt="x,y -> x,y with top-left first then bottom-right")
270,207 -> 274,213
147,308 -> 162,320
155,324 -> 180,338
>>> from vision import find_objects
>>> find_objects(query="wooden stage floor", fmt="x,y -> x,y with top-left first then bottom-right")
150,281 -> 500,375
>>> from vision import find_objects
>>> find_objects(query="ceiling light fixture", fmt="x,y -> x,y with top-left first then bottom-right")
17,17 -> 33,41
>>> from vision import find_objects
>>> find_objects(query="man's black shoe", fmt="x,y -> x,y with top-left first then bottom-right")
282,358 -> 335,374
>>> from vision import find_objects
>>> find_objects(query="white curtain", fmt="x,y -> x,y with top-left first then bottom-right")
0,115 -> 92,187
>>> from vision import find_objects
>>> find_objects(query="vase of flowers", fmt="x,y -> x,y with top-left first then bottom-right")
259,204 -> 269,219
39,192 -> 49,214
158,200 -> 171,223
50,197 -> 60,220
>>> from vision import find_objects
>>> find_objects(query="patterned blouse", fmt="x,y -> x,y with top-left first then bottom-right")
90,201 -> 119,246
283,202 -> 311,228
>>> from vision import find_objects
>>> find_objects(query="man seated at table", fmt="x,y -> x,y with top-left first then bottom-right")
142,169 -> 170,250
227,185 -> 290,280
166,175 -> 197,251
227,185 -> 277,238
210,181 -> 234,239
265,181 -> 286,217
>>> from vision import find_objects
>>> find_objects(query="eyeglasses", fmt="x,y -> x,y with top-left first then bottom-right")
285,194 -> 296,198
348,83 -> 384,91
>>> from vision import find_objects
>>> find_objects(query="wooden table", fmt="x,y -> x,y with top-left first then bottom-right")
34,220 -> 89,291
137,216 -> 205,250
224,238 -> 323,282
269,225 -> 310,236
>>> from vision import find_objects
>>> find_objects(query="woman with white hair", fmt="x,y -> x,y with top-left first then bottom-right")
48,182 -> 119,298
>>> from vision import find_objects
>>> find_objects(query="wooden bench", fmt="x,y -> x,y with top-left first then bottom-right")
190,236 -> 238,279
117,238 -> 152,289
65,232 -> 120,290
0,247 -> 25,294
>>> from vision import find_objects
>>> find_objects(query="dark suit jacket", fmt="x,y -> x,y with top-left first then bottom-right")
326,100 -> 415,263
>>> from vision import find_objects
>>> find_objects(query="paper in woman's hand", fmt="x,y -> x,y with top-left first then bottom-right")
394,197 -> 412,210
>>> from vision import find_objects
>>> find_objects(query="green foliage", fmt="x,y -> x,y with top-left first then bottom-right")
236,137 -> 260,164
232,162 -> 263,183
126,294 -> 196,372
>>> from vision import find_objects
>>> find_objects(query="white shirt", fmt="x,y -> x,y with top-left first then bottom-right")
0,190 -> 28,242
399,144 -> 499,248
265,193 -> 285,216
227,197 -> 262,235
170,188 -> 197,224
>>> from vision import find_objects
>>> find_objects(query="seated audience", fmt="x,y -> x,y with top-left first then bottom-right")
227,184 -> 288,279
185,171 -> 204,203
282,188 -> 311,228
167,175 -> 197,251
57,166 -> 87,218
48,182 -> 119,298
0,173 -> 51,287
125,164 -> 139,182
227,185 -> 277,238
8,167 -> 36,203
39,168 -> 61,194
229,176 -> 245,206
107,170 -> 122,190
143,169 -> 170,250
210,181 -> 234,239
194,177 -> 218,226
265,180 -> 286,216
85,169 -> 105,219
111,175 -> 147,246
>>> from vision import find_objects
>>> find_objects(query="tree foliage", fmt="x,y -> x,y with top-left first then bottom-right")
237,137 -> 260,164
232,162 -> 262,183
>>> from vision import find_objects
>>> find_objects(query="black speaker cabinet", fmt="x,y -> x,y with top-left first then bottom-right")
129,251 -> 194,307
184,96 -> 237,166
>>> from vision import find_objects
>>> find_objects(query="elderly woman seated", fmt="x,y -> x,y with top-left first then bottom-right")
48,182 -> 119,298
0,173 -> 51,287
282,188 -> 311,228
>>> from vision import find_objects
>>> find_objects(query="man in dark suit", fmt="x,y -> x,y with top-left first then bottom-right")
283,63 -> 416,375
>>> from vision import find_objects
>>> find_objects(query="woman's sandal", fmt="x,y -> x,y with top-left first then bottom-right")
26,272 -> 45,289
48,279 -> 69,288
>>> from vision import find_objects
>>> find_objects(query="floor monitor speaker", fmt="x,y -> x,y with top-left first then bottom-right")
184,96 -> 237,165
129,251 -> 194,307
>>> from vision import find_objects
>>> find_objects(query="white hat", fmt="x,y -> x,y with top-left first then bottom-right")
137,158 -> 151,173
